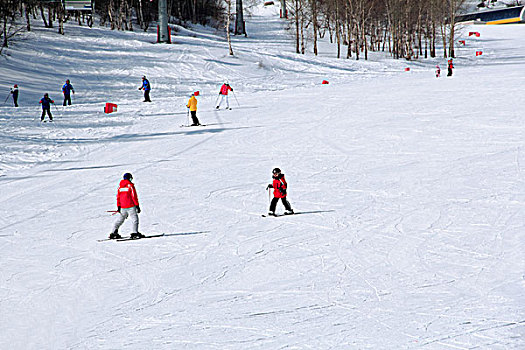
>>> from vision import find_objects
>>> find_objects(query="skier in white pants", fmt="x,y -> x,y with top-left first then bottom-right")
216,83 -> 233,109
109,173 -> 144,239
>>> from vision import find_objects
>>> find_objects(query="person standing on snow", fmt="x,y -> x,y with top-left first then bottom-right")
186,93 -> 201,126
447,59 -> 454,77
139,76 -> 152,102
216,83 -> 233,110
109,173 -> 144,239
266,168 -> 294,216
10,84 -> 19,107
62,79 -> 75,106
435,65 -> 441,78
39,93 -> 54,122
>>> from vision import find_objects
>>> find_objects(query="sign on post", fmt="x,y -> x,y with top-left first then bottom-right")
64,0 -> 93,11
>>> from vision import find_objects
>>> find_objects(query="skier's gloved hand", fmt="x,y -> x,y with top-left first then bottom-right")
266,184 -> 273,190
231,88 -> 233,91
117,206 -> 121,213
136,205 -> 141,214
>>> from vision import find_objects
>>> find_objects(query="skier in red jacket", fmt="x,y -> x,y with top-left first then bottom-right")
216,83 -> 233,110
447,59 -> 454,77
109,173 -> 144,239
266,168 -> 294,216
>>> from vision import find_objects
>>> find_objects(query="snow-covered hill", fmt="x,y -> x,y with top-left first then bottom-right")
1,6 -> 524,349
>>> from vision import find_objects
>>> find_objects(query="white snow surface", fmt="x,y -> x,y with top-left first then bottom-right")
1,6 -> 524,349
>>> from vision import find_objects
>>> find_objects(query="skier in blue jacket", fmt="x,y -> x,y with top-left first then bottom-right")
39,93 -> 54,122
62,79 -> 75,106
138,76 -> 151,102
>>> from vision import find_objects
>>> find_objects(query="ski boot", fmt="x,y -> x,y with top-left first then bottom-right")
284,210 -> 294,215
130,232 -> 145,239
267,211 -> 277,217
109,231 -> 122,239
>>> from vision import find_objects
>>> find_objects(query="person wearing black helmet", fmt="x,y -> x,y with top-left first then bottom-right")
39,93 -> 54,122
138,76 -> 152,102
109,173 -> 144,239
266,168 -> 294,216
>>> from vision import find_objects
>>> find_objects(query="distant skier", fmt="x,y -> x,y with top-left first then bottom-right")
435,65 -> 441,78
186,93 -> 201,126
10,84 -> 19,107
62,79 -> 75,106
266,168 -> 294,216
139,76 -> 152,102
109,173 -> 144,239
216,83 -> 233,110
39,93 -> 54,122
447,59 -> 454,77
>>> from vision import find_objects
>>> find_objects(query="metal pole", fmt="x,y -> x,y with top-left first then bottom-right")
158,0 -> 169,43
232,90 -> 240,107
235,0 -> 245,35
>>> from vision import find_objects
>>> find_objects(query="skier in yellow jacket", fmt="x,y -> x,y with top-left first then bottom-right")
186,93 -> 201,126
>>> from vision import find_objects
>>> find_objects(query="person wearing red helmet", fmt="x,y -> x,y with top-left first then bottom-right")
109,173 -> 144,239
10,84 -> 19,107
266,168 -> 294,216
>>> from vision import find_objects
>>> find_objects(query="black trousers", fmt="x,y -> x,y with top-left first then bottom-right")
63,94 -> 72,106
447,68 -> 453,77
270,197 -> 292,213
144,90 -> 151,102
41,108 -> 53,121
13,95 -> 18,107
190,111 -> 200,125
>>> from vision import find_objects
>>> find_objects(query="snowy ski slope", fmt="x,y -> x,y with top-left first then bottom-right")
0,4 -> 524,349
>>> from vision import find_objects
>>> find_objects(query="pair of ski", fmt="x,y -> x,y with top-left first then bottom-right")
98,233 -> 164,242
180,124 -> 207,128
262,212 -> 295,217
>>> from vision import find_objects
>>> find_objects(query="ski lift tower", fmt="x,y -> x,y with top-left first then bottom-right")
158,0 -> 170,43
235,0 -> 247,36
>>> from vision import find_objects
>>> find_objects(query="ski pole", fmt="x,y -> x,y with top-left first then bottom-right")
187,108 -> 190,126
232,90 -> 240,107
4,93 -> 10,103
107,210 -> 119,215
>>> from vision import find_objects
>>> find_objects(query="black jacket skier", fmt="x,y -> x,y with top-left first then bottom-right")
10,85 -> 19,107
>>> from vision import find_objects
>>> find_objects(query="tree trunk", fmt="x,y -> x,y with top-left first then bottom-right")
312,0 -> 318,56
295,0 -> 300,53
47,5 -> 53,28
23,3 -> 31,31
226,0 -> 234,55
335,0 -> 340,59
39,5 -> 49,28
57,4 -> 64,35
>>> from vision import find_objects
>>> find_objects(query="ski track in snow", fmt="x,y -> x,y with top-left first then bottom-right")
1,4 -> 525,349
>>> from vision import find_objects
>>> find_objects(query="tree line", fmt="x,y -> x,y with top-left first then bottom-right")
285,0 -> 468,60
2,0 -> 469,61
1,0 -> 226,52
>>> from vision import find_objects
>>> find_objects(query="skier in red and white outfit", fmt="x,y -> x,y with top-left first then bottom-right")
109,173 -> 144,239
216,83 -> 233,110
266,168 -> 294,216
